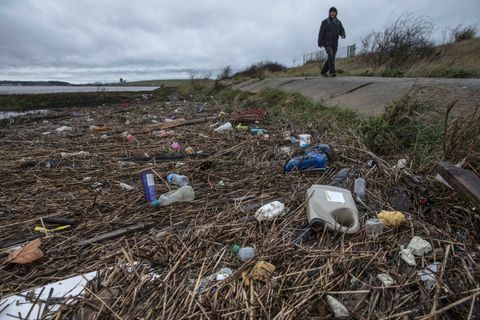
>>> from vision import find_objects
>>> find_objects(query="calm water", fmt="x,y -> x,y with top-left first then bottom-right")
0,109 -> 50,120
0,85 -> 159,94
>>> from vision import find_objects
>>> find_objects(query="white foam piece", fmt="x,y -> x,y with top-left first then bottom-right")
0,271 -> 97,319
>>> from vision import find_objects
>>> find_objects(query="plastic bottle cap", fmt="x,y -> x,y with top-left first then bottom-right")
232,244 -> 240,254
151,200 -> 161,207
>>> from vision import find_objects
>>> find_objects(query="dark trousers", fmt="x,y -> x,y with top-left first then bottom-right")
321,46 -> 338,75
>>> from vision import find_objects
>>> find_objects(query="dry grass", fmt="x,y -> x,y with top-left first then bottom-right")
272,38 -> 480,78
0,87 -> 478,319
406,38 -> 480,78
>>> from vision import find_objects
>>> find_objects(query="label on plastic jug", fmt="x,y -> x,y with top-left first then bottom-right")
325,190 -> 345,203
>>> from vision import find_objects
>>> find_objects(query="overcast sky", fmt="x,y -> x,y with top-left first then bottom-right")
1,0 -> 479,83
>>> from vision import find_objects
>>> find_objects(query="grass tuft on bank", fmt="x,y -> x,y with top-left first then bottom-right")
181,83 -> 479,172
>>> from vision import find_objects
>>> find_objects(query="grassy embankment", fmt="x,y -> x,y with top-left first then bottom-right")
273,38 -> 480,78
180,82 -> 479,173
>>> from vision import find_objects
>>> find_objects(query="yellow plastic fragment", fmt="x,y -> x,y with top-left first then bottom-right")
34,225 -> 71,233
377,210 -> 405,227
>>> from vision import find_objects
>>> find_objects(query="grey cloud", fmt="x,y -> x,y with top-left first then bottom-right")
1,0 -> 479,82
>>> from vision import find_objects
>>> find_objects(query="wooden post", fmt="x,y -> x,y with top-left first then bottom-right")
437,161 -> 480,209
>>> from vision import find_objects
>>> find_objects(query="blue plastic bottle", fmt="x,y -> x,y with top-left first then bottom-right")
284,144 -> 334,173
140,171 -> 157,202
167,173 -> 189,187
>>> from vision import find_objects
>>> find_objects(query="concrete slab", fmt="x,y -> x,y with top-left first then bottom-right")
324,78 -> 416,115
235,76 -> 480,116
280,77 -> 372,101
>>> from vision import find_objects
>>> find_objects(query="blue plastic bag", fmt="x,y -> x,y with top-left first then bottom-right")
284,144 -> 334,172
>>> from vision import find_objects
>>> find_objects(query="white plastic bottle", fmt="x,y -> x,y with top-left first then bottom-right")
167,173 -> 189,187
152,186 -> 195,206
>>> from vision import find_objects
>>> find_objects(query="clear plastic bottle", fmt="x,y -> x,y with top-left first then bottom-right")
214,122 -> 233,132
250,128 -> 266,135
167,173 -> 189,187
329,168 -> 351,187
232,245 -> 255,262
365,218 -> 384,237
152,186 -> 195,206
119,182 -> 134,191
354,178 -> 366,200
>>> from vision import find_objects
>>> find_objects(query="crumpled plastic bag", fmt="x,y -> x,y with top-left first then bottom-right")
418,262 -> 441,289
255,201 -> 286,221
377,210 -> 405,227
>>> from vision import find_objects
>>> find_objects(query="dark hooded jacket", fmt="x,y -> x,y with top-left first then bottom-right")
318,16 -> 345,48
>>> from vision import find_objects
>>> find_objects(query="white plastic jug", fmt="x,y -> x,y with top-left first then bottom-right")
306,185 -> 360,234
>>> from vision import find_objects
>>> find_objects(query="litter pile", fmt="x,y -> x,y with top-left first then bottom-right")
0,96 -> 478,319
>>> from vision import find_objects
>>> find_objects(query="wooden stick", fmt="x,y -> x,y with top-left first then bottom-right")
419,292 -> 480,320
84,287 -> 123,320
77,222 -> 155,246
145,117 -> 206,131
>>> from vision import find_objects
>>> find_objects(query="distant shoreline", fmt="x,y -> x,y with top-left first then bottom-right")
0,85 -> 160,95
0,81 -> 159,87
0,79 -> 190,87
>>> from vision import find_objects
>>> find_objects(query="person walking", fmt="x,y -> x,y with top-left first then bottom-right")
318,7 -> 346,77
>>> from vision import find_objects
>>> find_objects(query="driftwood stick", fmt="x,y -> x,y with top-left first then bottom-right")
77,222 -> 155,246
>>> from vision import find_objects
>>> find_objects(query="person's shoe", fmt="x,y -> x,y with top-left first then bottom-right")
321,72 -> 328,77
330,73 -> 336,77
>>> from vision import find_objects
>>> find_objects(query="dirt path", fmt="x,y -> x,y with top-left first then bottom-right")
233,76 -> 480,115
